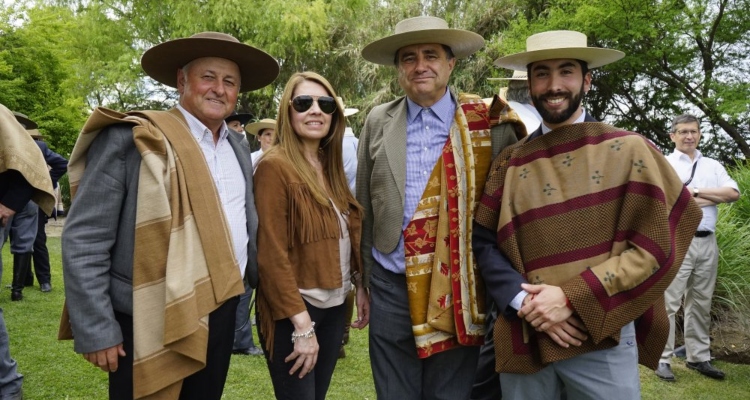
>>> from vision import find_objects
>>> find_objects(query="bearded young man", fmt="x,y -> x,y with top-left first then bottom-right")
472,30 -> 702,399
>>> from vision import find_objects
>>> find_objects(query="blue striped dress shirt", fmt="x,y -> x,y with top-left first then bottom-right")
372,89 -> 456,274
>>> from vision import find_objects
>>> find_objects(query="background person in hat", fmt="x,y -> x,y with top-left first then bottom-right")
6,112 -> 67,300
60,32 -> 278,399
488,70 -> 542,135
337,97 -> 359,195
22,123 -> 68,295
657,114 -> 739,382
473,30 -> 701,399
225,110 -> 253,134
358,16 -> 502,399
336,96 -> 359,359
0,104 -> 56,400
245,118 -> 276,169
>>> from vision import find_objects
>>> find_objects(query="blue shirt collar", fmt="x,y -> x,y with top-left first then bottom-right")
406,88 -> 454,124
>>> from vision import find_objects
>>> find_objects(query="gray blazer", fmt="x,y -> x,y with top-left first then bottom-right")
356,92 -> 521,288
62,122 -> 258,354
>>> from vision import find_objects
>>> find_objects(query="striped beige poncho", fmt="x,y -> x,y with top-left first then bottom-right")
60,107 -> 244,398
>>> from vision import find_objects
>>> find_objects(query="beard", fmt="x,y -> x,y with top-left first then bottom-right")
532,83 -> 585,125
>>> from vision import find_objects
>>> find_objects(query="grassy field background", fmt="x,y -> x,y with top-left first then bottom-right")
1,235 -> 748,399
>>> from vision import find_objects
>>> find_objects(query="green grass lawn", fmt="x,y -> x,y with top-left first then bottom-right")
1,236 -> 749,399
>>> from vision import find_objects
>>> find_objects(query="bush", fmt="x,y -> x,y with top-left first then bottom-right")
714,160 -> 750,317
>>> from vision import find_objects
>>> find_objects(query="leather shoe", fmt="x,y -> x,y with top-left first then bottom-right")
686,361 -> 725,380
233,347 -> 264,356
655,362 -> 675,381
40,282 -> 52,292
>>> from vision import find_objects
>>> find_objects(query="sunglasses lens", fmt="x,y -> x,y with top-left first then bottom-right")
292,96 -> 314,113
317,97 -> 337,114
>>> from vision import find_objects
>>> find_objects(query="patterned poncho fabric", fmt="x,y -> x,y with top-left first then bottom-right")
475,122 -> 702,374
403,94 -> 495,357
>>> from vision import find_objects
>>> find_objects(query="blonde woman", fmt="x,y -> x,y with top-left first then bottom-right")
254,72 -> 369,399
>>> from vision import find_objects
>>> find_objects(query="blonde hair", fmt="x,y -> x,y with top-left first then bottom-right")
269,71 -> 358,211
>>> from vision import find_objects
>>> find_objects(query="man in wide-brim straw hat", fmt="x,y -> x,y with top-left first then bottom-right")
473,30 -> 702,399
61,31 -> 279,400
358,15 -> 517,399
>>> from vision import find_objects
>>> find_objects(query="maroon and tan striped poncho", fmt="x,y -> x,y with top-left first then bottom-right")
475,122 -> 701,374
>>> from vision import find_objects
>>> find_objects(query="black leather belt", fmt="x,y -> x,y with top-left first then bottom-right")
695,231 -> 713,237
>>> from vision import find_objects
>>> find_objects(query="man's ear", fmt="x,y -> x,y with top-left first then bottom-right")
583,71 -> 592,93
176,69 -> 186,94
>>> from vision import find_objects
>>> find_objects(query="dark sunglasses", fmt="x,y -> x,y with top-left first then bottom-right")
291,95 -> 338,114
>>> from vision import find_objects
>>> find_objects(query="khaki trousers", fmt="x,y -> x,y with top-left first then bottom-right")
661,234 -> 719,364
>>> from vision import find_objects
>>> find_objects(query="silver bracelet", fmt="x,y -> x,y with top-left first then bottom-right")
291,322 -> 316,343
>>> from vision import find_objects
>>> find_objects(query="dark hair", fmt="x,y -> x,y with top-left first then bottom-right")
526,59 -> 589,78
393,44 -> 456,65
505,79 -> 531,103
670,114 -> 700,133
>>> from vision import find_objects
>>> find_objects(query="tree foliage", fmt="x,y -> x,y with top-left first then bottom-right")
494,0 -> 750,162
3,0 -> 748,162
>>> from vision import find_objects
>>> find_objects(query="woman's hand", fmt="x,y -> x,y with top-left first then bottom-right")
286,311 -> 319,378
351,286 -> 370,329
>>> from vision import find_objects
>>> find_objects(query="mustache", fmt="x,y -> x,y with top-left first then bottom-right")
536,91 -> 572,101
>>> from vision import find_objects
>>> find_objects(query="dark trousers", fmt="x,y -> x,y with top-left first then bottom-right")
233,280 -> 258,350
258,299 -> 346,400
32,208 -> 51,285
369,262 -> 479,400
470,304 -> 501,400
109,296 -> 239,400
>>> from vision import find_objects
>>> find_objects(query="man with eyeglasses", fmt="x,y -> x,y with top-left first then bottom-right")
357,16 -> 503,399
656,114 -> 740,382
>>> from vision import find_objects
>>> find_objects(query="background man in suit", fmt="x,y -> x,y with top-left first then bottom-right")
473,30 -> 701,399
61,32 -> 278,399
656,114 -> 740,382
357,16 -> 493,399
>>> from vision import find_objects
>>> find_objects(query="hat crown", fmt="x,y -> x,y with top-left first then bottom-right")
190,31 -> 241,43
526,30 -> 588,52
394,16 -> 449,34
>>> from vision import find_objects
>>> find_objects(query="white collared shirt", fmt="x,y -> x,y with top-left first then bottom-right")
666,149 -> 739,232
177,105 -> 248,277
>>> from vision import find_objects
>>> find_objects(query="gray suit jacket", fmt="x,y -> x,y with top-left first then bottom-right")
62,121 -> 258,354
356,91 -> 519,287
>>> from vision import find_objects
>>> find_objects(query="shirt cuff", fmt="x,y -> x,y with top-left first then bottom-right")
509,290 -> 529,311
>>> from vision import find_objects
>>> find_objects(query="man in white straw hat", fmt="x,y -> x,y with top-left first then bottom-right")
358,15 -> 507,399
473,30 -> 702,399
61,32 -> 279,399
245,118 -> 276,169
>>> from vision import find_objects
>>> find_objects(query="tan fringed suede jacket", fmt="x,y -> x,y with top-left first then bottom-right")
253,151 -> 362,350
